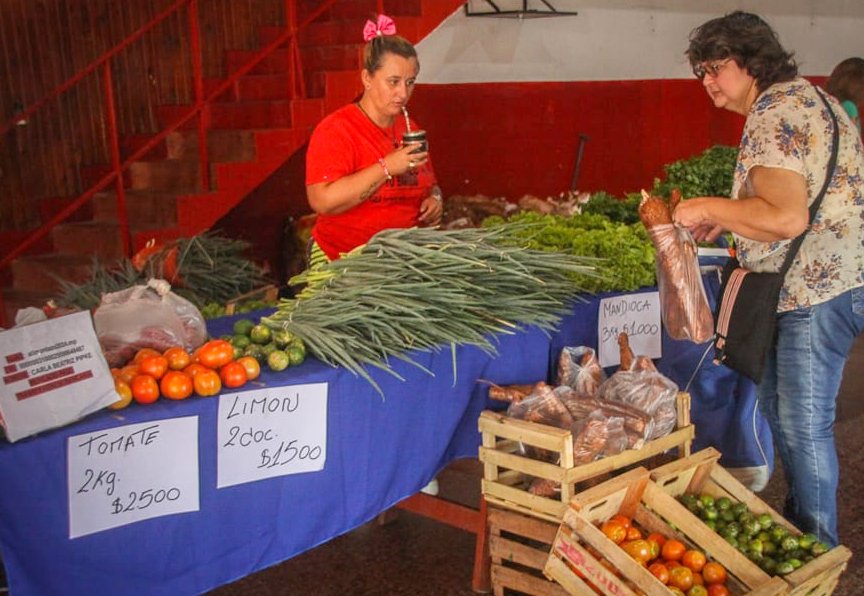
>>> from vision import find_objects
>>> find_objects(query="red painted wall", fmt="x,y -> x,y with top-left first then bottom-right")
409,79 -> 745,198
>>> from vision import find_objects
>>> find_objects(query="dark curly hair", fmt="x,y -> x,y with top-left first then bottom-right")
686,11 -> 797,93
363,34 -> 417,74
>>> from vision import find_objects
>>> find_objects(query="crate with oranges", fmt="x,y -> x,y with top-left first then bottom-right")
544,466 -> 789,595
650,448 -> 851,596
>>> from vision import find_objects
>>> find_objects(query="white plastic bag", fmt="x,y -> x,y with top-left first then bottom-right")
93,279 -> 207,367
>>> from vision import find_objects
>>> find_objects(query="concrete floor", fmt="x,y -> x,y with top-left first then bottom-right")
210,335 -> 864,595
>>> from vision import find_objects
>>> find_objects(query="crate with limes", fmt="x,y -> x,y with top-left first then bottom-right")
651,448 -> 851,595
223,317 -> 307,373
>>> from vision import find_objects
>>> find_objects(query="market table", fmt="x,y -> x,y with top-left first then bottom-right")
0,279 -> 771,595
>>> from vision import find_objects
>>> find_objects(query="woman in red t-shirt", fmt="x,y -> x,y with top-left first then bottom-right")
305,17 -> 443,261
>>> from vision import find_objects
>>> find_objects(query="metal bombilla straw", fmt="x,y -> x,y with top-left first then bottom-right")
402,106 -> 412,133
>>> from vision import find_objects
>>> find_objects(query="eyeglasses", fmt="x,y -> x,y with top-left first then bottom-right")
693,58 -> 733,80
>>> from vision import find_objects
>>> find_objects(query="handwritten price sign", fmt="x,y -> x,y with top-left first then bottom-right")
216,383 -> 328,489
597,292 -> 662,367
67,416 -> 200,538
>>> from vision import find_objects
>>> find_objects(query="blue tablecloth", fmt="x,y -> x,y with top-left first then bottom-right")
0,284 -> 772,595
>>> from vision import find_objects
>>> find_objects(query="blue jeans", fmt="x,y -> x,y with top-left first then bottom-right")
757,286 -> 864,546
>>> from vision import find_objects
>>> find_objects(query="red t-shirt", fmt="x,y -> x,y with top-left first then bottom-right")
306,103 -> 437,260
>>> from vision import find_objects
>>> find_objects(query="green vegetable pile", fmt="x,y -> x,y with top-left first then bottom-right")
57,232 -> 270,312
262,224 -> 599,393
579,191 -> 641,225
679,492 -> 830,576
482,211 -> 656,294
652,145 -> 738,199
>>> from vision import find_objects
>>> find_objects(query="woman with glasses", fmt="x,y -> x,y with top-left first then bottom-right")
672,11 -> 864,548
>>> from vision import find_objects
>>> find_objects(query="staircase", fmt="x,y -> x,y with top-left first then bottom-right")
3,0 -> 464,323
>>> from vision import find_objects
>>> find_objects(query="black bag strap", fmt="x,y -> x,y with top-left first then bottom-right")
778,85 -> 840,276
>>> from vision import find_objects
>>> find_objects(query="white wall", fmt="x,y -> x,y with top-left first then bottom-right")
417,0 -> 864,83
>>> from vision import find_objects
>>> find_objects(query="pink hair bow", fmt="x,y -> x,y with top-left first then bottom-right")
362,14 -> 396,42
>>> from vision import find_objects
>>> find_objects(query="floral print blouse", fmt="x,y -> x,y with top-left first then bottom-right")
733,78 -> 864,312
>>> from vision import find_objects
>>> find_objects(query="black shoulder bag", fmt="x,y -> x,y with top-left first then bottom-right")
713,86 -> 839,382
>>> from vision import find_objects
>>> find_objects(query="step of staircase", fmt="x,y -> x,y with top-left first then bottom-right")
51,220 -> 167,262
11,254 -> 95,294
226,44 -> 363,77
157,98 -> 324,131
93,190 -> 181,228
166,129 -> 259,162
299,0 -> 425,21
129,158 -> 201,192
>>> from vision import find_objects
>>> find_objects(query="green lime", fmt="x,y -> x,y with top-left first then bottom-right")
715,496 -> 732,511
231,334 -> 251,349
260,342 -> 278,357
732,502 -> 749,518
699,493 -> 715,509
232,345 -> 245,360
287,345 -> 306,366
232,318 -> 256,336
250,324 -> 272,345
273,329 -> 295,348
811,542 -> 829,556
244,344 -> 266,363
781,536 -> 800,552
797,533 -> 817,550
267,349 -> 290,372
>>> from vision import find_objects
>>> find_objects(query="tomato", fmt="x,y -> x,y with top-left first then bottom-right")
160,371 -> 193,400
648,562 -> 670,585
138,355 -> 169,380
662,539 -> 687,562
620,539 -> 653,563
236,356 -> 261,381
706,584 -> 731,596
108,379 -> 133,410
197,339 -> 234,369
131,374 -> 160,404
682,550 -> 707,573
686,586 -> 708,596
163,347 -> 191,371
219,361 -> 248,389
668,565 -> 694,592
193,369 -> 222,397
701,562 -> 727,585
600,520 -> 628,545
646,532 -> 667,548
625,526 -> 643,541
183,363 -> 209,378
133,347 -> 162,364
607,514 -> 632,529
117,364 -> 140,385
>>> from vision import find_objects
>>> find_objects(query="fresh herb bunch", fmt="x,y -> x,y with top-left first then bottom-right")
580,191 -> 641,225
482,211 -> 656,294
263,224 -> 599,394
652,145 -> 738,199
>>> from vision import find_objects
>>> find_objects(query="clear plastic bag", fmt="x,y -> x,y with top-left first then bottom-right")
598,369 -> 679,440
556,346 -> 606,396
93,279 -> 208,367
648,224 -> 714,343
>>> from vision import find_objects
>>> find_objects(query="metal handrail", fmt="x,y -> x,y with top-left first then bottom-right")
0,0 -> 341,314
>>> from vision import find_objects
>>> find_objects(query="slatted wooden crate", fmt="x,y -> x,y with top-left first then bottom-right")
650,448 -> 852,596
544,466 -> 789,595
479,392 -> 694,523
488,505 -> 570,596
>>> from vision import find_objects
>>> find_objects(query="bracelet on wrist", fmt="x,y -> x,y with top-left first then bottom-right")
378,158 -> 392,181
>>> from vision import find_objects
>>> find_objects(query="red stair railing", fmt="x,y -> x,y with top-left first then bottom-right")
0,0 -> 342,325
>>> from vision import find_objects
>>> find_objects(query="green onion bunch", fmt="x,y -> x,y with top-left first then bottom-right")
262,224 -> 600,393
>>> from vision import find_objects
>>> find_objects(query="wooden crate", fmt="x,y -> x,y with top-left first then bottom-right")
544,466 -> 789,595
488,505 -> 570,596
479,392 -> 694,522
650,448 -> 852,596
224,284 -> 279,315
